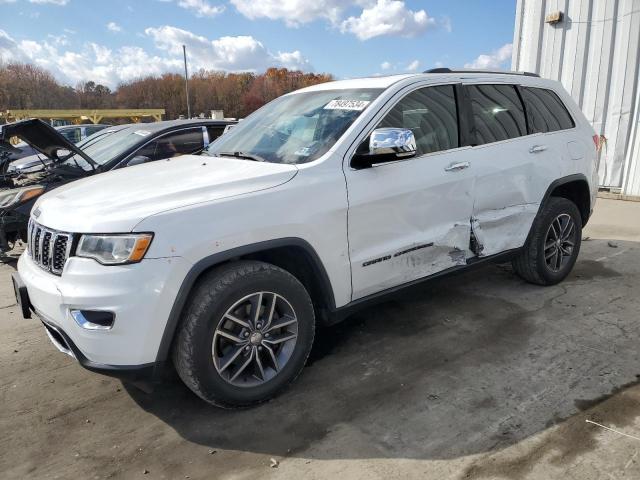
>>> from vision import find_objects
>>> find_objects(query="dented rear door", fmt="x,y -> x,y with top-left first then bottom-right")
345,84 -> 476,300
464,83 -> 549,257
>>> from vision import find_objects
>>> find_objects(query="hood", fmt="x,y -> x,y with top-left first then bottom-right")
7,152 -> 50,173
0,119 -> 96,167
34,155 -> 298,232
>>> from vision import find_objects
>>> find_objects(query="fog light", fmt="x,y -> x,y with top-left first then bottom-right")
70,310 -> 115,330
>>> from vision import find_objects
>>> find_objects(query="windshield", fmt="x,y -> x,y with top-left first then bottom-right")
61,127 -> 146,171
206,88 -> 382,164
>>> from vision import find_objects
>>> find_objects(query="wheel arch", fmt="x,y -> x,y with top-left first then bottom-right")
543,174 -> 591,226
154,238 -> 336,364
523,174 -> 591,249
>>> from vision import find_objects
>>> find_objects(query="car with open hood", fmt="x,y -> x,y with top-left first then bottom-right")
0,118 -> 236,251
6,123 -> 111,166
7,123 -> 111,174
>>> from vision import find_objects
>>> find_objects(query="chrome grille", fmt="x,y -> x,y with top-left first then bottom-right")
28,219 -> 74,275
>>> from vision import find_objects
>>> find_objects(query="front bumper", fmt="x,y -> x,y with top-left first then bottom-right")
17,251 -> 192,370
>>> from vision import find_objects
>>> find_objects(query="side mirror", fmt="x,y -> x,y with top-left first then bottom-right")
351,128 -> 417,169
127,155 -> 150,166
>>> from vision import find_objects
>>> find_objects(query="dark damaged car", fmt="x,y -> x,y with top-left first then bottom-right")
0,118 -> 236,252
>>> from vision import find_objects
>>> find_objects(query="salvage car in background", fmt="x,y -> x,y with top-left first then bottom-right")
8,124 -> 122,175
0,118 -> 236,251
8,123 -> 111,164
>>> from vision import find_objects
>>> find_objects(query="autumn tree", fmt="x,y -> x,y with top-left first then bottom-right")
0,61 -> 333,122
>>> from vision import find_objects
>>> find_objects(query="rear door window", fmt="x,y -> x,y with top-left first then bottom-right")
467,84 -> 526,145
521,87 -> 575,133
377,84 -> 459,156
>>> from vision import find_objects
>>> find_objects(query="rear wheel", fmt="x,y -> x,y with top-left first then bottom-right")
512,197 -> 582,285
172,260 -> 315,407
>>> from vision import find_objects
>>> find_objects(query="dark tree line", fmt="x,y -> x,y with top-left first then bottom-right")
0,62 -> 333,121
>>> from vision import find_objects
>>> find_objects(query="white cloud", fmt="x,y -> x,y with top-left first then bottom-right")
47,33 -> 69,46
465,43 -> 513,69
229,0 -> 348,27
0,27 -> 311,87
341,0 -> 436,40
230,0 -> 446,40
406,59 -> 420,72
29,0 -> 69,4
106,21 -> 122,33
274,50 -> 310,70
380,61 -> 391,70
175,0 -> 224,17
145,25 -> 308,72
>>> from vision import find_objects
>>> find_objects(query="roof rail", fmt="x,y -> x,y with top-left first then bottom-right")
423,67 -> 540,78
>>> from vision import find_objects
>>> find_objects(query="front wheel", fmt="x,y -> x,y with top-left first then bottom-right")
172,260 -> 315,407
512,197 -> 582,285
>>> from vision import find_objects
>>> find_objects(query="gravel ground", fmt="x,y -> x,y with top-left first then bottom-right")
1,198 -> 639,480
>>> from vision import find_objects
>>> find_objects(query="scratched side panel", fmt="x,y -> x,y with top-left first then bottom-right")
346,148 -> 477,300
470,135 -> 555,257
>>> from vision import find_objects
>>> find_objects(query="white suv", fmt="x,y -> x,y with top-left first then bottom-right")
14,70 -> 598,407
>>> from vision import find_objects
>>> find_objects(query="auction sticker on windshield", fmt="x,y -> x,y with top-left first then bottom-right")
324,99 -> 370,111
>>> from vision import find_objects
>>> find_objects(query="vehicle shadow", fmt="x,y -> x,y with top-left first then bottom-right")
124,239 -> 640,465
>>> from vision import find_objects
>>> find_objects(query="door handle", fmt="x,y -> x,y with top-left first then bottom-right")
529,145 -> 547,153
444,161 -> 470,172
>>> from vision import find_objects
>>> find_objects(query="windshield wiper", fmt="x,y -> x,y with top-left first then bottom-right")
216,151 -> 266,162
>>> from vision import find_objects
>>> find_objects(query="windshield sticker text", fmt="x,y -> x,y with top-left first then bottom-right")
324,100 -> 370,111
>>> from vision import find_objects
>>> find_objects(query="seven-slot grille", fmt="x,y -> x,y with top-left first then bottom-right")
27,219 -> 74,275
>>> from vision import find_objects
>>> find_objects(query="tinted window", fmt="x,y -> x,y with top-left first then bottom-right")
378,85 -> 458,156
468,84 -> 526,145
207,126 -> 226,142
521,87 -> 575,133
60,127 -> 82,143
135,128 -> 204,162
85,125 -> 106,136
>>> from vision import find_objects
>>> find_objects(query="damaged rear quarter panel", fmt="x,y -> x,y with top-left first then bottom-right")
469,136 -> 558,257
471,203 -> 539,257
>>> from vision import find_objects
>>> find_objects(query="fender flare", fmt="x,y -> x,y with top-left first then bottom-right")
524,173 -> 591,246
154,237 -> 336,365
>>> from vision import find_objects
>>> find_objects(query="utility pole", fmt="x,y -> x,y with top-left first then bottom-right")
182,44 -> 191,119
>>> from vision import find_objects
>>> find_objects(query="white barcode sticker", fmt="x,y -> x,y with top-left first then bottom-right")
324,99 -> 370,111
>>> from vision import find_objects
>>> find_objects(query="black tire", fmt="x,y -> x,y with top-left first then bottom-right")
512,197 -> 582,285
172,260 -> 315,408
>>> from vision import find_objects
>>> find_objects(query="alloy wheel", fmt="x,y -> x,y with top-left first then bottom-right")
544,213 -> 576,273
212,292 -> 298,387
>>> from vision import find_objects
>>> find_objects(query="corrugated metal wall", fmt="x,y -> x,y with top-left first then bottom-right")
512,0 -> 640,196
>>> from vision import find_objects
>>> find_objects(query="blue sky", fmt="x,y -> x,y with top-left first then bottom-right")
0,0 -> 516,88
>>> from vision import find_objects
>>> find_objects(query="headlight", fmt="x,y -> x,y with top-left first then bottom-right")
0,186 -> 45,209
76,233 -> 153,265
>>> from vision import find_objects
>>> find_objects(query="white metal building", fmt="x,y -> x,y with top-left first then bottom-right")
512,0 -> 640,197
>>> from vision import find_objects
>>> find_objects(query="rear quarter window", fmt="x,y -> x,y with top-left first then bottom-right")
521,87 -> 575,133
467,84 -> 527,145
